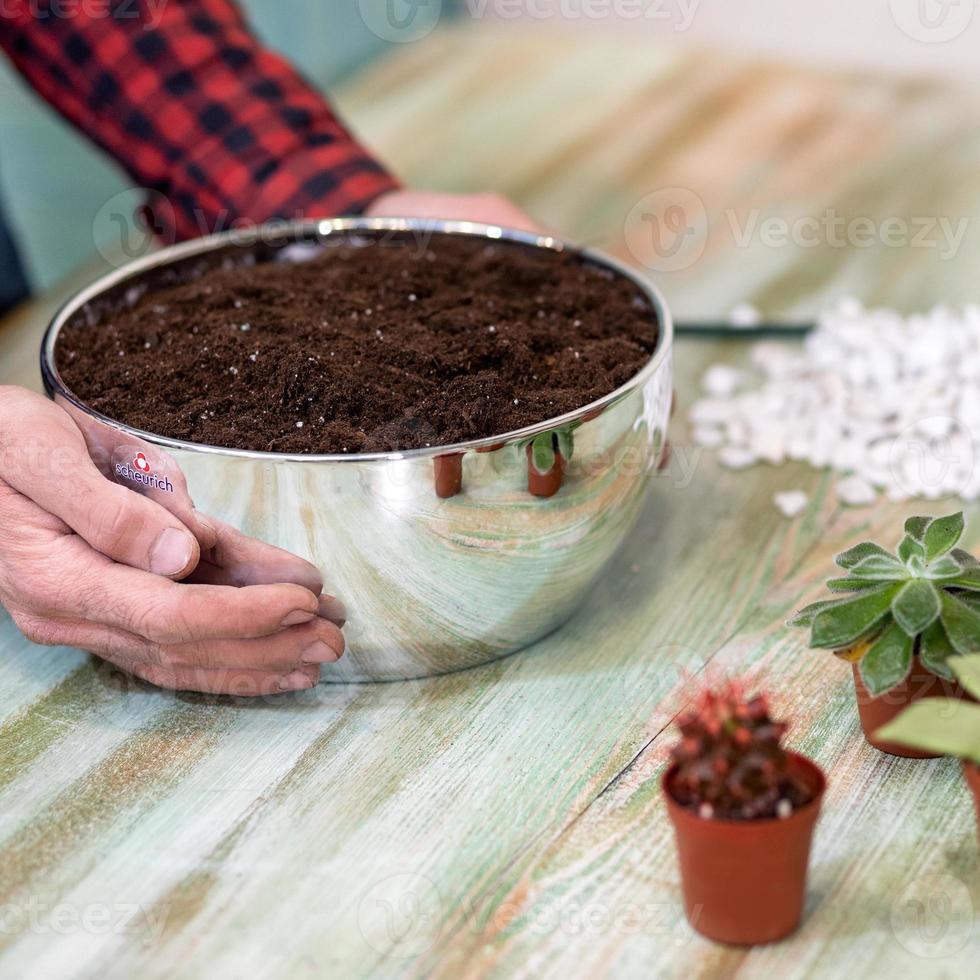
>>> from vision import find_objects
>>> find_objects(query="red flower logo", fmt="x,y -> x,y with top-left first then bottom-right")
133,453 -> 151,474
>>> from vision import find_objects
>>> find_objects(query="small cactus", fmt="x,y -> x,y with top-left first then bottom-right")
668,683 -> 812,820
518,424 -> 579,497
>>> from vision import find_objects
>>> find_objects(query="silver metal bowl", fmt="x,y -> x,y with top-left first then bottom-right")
41,219 -> 673,682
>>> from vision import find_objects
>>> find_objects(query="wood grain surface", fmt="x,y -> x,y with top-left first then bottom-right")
1,25 -> 979,980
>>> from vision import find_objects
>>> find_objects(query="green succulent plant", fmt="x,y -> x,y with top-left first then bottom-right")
520,424 -> 578,476
875,655 -> 980,765
789,512 -> 980,697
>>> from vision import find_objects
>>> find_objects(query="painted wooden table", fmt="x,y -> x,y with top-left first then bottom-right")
2,26 -> 979,979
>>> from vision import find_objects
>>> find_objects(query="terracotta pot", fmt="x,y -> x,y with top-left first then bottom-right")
853,660 -> 967,758
433,453 -> 464,498
526,445 -> 566,497
964,761 -> 980,839
476,441 -> 507,453
662,753 -> 825,946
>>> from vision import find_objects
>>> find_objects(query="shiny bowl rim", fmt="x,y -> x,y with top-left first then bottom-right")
41,217 -> 673,464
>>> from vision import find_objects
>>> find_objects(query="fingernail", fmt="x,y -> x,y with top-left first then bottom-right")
318,594 -> 347,628
149,527 -> 196,576
301,640 -> 340,664
281,609 -> 316,627
278,669 -> 316,691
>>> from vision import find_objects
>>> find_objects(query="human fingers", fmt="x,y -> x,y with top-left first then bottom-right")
0,387 -> 200,578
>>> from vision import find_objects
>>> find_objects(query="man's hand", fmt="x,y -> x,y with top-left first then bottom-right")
0,387 -> 345,695
366,190 -> 542,233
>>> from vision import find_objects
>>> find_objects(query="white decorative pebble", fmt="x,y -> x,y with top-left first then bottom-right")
693,426 -> 724,448
752,426 -> 786,465
718,445 -> 758,470
729,302 -> 762,328
773,490 -> 808,518
689,302 -> 980,504
702,364 -> 743,398
837,476 -> 877,507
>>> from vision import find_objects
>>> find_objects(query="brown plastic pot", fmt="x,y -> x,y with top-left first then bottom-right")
433,453 -> 464,498
526,445 -> 566,497
853,660 -> 967,758
662,753 -> 825,946
964,762 -> 980,839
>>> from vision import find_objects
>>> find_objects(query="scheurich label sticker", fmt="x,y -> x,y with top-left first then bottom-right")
111,446 -> 175,494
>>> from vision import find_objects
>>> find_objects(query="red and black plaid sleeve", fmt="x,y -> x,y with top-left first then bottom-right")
0,0 -> 400,241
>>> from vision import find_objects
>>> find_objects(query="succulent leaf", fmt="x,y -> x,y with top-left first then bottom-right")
919,619 -> 958,680
898,535 -> 926,564
891,580 -> 941,637
834,636 -> 878,663
810,584 -> 900,649
556,428 -> 574,462
942,567 -> 980,591
874,696 -> 980,765
859,622 -> 914,696
951,548 -> 980,568
847,554 -> 908,581
952,655 -> 980,700
923,512 -> 965,561
924,554 -> 966,580
825,578 -> 881,592
939,591 -> 980,656
531,433 -> 556,476
787,597 -> 847,628
904,516 -> 931,543
955,592 -> 980,612
835,542 -> 897,570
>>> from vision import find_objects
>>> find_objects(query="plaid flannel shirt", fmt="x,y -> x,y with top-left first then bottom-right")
0,0 -> 399,242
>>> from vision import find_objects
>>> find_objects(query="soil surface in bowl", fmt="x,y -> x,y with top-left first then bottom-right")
56,235 -> 658,453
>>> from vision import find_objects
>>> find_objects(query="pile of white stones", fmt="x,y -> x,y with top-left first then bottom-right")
690,300 -> 980,513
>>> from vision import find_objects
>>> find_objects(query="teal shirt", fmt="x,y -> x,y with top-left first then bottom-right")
0,190 -> 27,316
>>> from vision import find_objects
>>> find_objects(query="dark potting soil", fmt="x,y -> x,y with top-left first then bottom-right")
55,234 -> 658,453
671,777 -> 816,821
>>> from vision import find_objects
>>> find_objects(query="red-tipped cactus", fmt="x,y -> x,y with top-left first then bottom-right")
669,684 -> 813,821
663,682 -> 826,944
